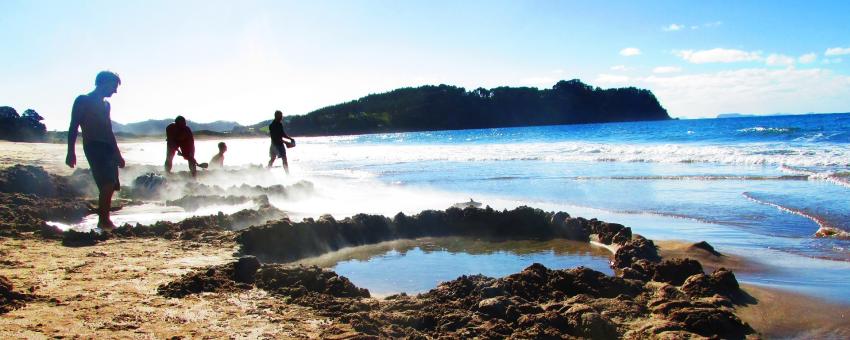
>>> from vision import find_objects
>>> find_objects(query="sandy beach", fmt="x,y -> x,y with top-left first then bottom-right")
2,140 -> 849,338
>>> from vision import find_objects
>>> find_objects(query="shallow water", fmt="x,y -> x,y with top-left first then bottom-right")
295,237 -> 613,296
94,113 -> 850,302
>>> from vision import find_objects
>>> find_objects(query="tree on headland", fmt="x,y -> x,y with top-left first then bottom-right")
0,106 -> 47,142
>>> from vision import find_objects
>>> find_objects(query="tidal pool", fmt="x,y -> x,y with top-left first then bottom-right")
295,237 -> 613,296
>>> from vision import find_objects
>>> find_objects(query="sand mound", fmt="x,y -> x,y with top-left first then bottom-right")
0,165 -> 81,198
0,275 -> 34,314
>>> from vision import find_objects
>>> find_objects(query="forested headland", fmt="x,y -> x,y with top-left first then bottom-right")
285,79 -> 670,136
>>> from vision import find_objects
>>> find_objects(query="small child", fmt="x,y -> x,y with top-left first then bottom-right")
209,142 -> 227,168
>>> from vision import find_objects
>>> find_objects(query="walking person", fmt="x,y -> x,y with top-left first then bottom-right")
66,71 -> 125,230
268,110 -> 295,174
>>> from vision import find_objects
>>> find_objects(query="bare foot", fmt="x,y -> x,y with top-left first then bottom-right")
97,220 -> 117,232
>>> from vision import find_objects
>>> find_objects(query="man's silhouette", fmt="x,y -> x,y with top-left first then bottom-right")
66,71 -> 125,230
165,116 -> 202,177
268,110 -> 295,174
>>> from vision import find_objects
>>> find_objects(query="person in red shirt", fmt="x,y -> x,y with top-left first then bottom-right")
165,116 -> 201,177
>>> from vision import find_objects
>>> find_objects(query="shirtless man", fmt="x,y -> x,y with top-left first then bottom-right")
164,116 -> 201,177
66,71 -> 125,230
268,110 -> 295,174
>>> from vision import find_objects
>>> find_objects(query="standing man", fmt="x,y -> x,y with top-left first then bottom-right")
165,116 -> 201,177
268,110 -> 295,174
66,71 -> 125,230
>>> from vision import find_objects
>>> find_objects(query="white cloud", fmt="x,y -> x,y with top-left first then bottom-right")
610,65 -> 628,71
675,48 -> 763,64
798,53 -> 817,64
702,21 -> 723,28
663,24 -> 684,31
825,47 -> 850,56
595,74 -> 631,84
765,54 -> 795,67
823,58 -> 844,64
652,66 -> 682,74
641,68 -> 850,118
620,47 -> 641,56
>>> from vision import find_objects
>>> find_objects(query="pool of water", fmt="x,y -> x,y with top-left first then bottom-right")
294,237 -> 614,296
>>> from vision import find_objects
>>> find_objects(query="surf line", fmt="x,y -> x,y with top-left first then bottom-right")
742,192 -> 849,240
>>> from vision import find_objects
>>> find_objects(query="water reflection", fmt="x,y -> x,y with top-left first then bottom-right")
295,237 -> 613,295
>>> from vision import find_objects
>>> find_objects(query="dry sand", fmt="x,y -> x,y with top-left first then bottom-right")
0,237 -> 332,338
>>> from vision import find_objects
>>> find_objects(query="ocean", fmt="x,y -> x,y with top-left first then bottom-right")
110,113 -> 850,301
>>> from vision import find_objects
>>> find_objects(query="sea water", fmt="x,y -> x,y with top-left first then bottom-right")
112,113 -> 850,301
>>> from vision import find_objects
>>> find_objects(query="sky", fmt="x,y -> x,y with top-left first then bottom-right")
2,0 -> 850,130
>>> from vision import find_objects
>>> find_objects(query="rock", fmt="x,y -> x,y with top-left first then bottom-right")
666,306 -> 753,339
681,268 -> 741,298
563,304 -> 618,339
235,256 -> 261,284
157,263 -> 250,298
131,173 -> 167,199
612,236 -> 660,269
559,216 -> 592,241
690,240 -> 722,256
592,221 -> 632,245
62,230 -> 109,247
477,297 -> 509,319
652,258 -> 703,285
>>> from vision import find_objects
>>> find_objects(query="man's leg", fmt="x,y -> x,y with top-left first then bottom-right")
97,182 -> 116,229
282,154 -> 290,174
188,159 -> 197,177
164,147 -> 176,173
268,155 -> 276,168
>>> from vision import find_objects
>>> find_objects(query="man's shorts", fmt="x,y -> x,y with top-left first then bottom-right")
270,143 -> 287,159
83,141 -> 120,190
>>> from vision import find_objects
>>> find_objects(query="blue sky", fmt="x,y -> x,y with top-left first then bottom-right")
2,0 -> 849,130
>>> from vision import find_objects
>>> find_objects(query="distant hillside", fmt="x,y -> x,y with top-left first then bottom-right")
112,119 -> 242,135
107,79 -> 670,137
286,79 -> 670,136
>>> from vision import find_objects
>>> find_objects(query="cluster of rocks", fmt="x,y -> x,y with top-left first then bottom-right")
225,206 -> 757,338
0,275 -> 34,314
237,206 -> 630,262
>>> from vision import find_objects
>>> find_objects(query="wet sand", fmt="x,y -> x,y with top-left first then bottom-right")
655,239 -> 850,338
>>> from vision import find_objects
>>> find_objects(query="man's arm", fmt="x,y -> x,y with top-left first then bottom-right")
66,97 -> 82,168
105,102 -> 125,168
281,126 -> 294,143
